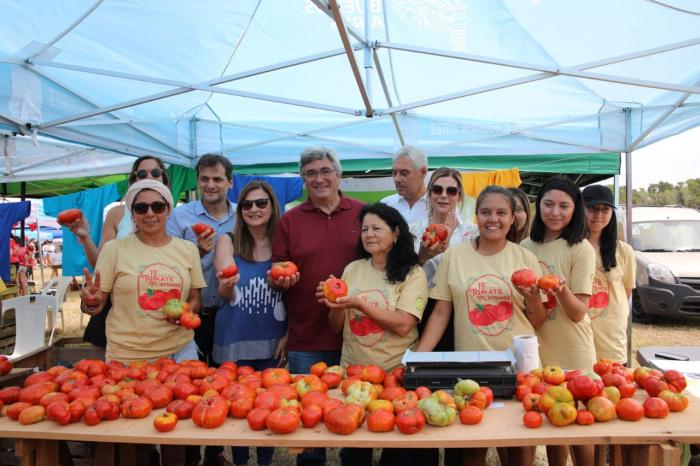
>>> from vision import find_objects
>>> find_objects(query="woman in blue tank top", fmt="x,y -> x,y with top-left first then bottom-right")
213,180 -> 286,466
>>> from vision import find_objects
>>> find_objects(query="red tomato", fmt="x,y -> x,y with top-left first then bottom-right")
153,412 -> 178,432
643,397 -> 670,418
322,277 -> 349,303
300,404 -> 323,428
179,312 -> 201,330
395,407 -> 426,435
121,397 -> 153,419
523,411 -> 543,428
269,261 -> 299,280
46,401 -> 71,425
57,208 -> 84,226
0,355 -> 13,376
422,224 -> 448,246
247,408 -> 271,431
537,274 -> 561,291
367,408 -> 395,432
616,398 -> 644,421
192,396 -> 228,429
191,223 -> 214,236
220,264 -> 239,278
266,407 -> 300,434
459,406 -> 483,425
575,410 -> 595,425
511,268 -> 537,288
324,406 -> 359,435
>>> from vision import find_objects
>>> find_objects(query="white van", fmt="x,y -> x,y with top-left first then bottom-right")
627,206 -> 700,322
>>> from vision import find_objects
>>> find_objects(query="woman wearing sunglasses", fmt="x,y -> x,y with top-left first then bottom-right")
79,179 -> 204,466
213,181 -> 287,466
65,156 -> 169,349
79,179 -> 204,362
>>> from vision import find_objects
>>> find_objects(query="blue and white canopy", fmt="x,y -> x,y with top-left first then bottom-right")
1,0 -> 699,180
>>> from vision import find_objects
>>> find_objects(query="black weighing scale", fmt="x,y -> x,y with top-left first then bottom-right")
402,349 -> 517,398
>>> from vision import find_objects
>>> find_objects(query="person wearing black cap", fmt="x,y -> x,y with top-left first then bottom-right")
582,185 -> 635,364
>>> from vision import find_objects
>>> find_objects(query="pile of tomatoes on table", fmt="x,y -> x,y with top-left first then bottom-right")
0,357 -> 498,436
516,359 -> 689,429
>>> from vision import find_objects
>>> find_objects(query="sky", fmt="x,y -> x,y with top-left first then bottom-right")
619,126 -> 700,190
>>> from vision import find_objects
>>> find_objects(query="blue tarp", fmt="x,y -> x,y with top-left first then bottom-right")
0,0 -> 699,179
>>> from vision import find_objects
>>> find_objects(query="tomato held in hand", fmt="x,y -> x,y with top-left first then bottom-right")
220,264 -> 239,278
191,223 -> 214,236
538,274 -> 561,291
269,261 -> 298,280
511,268 -> 537,288
322,277 -> 349,303
57,209 -> 84,226
179,312 -> 201,330
422,224 -> 448,246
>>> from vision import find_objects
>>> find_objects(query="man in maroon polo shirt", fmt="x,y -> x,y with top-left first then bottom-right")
271,146 -> 363,466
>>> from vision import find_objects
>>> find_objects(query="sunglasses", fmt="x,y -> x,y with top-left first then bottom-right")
135,168 -> 163,179
240,198 -> 270,210
430,185 -> 459,196
132,201 -> 168,215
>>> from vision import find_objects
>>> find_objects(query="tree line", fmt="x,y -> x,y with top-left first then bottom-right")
613,178 -> 700,209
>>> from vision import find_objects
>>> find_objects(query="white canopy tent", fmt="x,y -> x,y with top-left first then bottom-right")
0,0 -> 698,180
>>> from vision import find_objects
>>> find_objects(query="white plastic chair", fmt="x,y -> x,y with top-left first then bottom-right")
41,276 -> 72,336
0,295 -> 55,361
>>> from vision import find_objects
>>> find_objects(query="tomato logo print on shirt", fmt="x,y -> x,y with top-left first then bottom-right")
465,274 -> 514,336
587,267 -> 610,319
348,289 -> 388,347
136,263 -> 184,320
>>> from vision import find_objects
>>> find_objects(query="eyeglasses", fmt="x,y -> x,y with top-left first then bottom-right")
132,201 -> 168,215
135,168 -> 163,179
430,185 -> 459,196
302,168 -> 336,180
240,198 -> 270,210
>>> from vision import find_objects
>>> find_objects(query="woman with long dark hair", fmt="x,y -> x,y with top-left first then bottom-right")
318,202 -> 427,466
521,176 -> 596,466
417,185 -> 546,466
582,185 -> 635,363
213,180 -> 287,466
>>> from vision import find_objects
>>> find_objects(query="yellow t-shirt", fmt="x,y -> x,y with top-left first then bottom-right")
97,234 -> 206,364
430,241 -> 540,351
340,259 -> 427,371
520,238 -> 596,370
589,241 -> 635,363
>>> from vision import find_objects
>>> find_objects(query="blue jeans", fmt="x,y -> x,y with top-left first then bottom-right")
287,350 -> 340,466
232,358 -> 279,466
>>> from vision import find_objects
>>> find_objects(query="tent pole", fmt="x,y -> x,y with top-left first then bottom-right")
328,0 -> 373,117
624,108 -> 634,367
20,182 -> 26,244
363,0 -> 373,103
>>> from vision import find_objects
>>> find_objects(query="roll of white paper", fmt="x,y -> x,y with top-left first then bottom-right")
512,334 -> 540,373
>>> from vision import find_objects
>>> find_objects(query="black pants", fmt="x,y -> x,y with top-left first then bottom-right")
417,297 -> 455,352
83,296 -> 110,348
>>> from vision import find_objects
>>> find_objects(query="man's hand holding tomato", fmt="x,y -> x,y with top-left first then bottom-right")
79,268 -> 106,316
191,223 -> 216,257
267,261 -> 300,291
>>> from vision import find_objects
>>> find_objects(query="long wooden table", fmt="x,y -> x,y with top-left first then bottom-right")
1,391 -> 697,466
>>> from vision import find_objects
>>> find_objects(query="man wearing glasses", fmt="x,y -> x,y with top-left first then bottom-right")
166,153 -> 236,466
271,146 -> 363,466
381,145 -> 429,225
